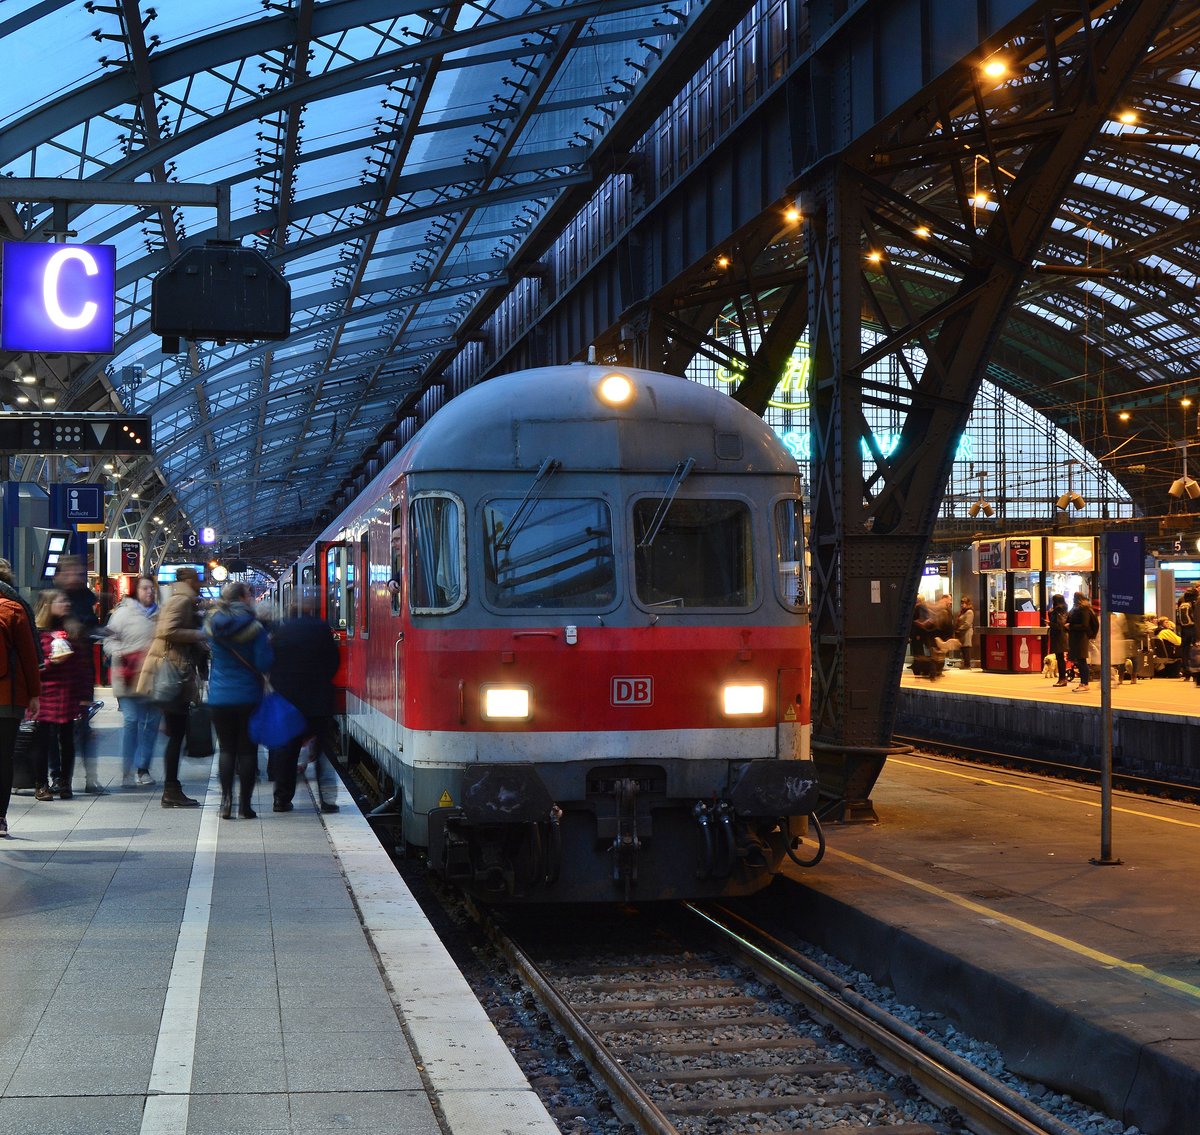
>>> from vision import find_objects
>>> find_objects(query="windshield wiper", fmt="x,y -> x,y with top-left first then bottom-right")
497,457 -> 561,551
637,458 -> 695,548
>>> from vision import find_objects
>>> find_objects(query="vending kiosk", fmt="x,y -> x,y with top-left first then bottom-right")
974,536 -> 1061,673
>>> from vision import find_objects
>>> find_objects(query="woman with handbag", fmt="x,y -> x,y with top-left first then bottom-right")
31,590 -> 94,798
205,581 -> 273,820
0,590 -> 40,836
104,576 -> 161,787
136,567 -> 206,808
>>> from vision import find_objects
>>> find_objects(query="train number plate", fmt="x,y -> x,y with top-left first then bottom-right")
611,676 -> 653,706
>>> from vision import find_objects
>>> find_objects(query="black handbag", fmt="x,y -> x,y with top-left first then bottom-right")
184,702 -> 214,759
151,659 -> 186,707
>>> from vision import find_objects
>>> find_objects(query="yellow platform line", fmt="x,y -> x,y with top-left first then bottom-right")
827,845 -> 1200,1002
891,756 -> 1200,829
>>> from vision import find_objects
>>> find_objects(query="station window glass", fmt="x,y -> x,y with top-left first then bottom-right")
410,494 -> 464,613
483,497 -> 614,609
633,498 -> 755,609
773,499 -> 808,610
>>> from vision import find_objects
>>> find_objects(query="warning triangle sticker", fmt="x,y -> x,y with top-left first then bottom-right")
91,423 -> 110,445
438,790 -> 453,808
784,704 -> 797,721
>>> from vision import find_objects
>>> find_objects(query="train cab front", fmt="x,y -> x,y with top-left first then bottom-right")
426,758 -> 820,903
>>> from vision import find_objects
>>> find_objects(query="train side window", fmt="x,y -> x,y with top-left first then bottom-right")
410,493 -> 465,613
390,506 -> 403,615
633,497 -> 755,609
300,564 -> 315,596
325,546 -> 352,633
483,497 -> 615,610
773,499 -> 808,610
360,533 -> 370,637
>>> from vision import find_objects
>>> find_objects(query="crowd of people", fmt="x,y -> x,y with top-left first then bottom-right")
912,586 -> 1200,692
0,557 -> 341,839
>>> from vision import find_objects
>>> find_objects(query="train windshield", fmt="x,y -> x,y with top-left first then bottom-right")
633,498 -> 755,609
483,497 -> 616,609
410,494 -> 464,612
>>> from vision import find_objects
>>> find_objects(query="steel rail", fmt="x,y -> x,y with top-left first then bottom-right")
687,902 -> 1086,1135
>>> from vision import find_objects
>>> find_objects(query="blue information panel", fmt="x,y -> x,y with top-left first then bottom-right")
53,484 -> 104,524
0,243 -> 116,354
1106,533 -> 1144,614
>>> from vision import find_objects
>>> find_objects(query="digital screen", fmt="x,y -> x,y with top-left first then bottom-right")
1,243 -> 116,354
40,532 -> 73,580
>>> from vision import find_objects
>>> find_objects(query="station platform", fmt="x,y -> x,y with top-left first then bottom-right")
0,696 -> 557,1135
757,743 -> 1200,1135
895,663 -> 1200,785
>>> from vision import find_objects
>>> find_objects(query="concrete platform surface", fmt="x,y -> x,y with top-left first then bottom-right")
0,696 -> 556,1135
763,749 -> 1200,1135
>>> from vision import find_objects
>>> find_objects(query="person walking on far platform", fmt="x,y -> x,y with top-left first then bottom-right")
104,576 -> 162,786
956,596 -> 975,669
268,595 -> 341,815
0,591 -> 40,836
205,581 -> 273,820
136,567 -> 206,808
1067,591 -> 1098,692
1048,594 -> 1070,686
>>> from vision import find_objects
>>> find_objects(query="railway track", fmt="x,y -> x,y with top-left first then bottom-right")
482,902 -> 1087,1135
893,732 -> 1198,801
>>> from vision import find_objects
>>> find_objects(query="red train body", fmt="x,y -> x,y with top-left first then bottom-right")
282,365 -> 817,901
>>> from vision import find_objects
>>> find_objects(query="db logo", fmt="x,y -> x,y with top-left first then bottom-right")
611,676 -> 653,706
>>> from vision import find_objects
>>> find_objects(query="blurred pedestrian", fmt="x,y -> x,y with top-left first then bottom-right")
268,596 -> 341,814
0,588 -> 40,836
53,555 -> 102,788
205,581 -> 272,820
136,567 -> 206,808
31,590 -> 94,798
104,576 -> 162,786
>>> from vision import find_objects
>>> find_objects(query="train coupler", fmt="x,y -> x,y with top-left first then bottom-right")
609,777 -> 641,896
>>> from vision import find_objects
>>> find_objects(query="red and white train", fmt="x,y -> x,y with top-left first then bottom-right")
278,364 -> 817,901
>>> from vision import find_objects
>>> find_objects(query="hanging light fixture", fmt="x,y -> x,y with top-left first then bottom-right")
1169,399 -> 1200,499
1055,458 -> 1086,510
968,470 -> 994,518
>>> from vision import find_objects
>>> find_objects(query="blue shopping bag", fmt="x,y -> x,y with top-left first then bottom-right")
249,690 -> 306,748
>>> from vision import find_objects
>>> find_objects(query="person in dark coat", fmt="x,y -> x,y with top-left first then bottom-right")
1048,594 -> 1070,686
52,555 -> 101,791
268,597 -> 341,813
1066,591 -> 1098,692
0,593 -> 40,836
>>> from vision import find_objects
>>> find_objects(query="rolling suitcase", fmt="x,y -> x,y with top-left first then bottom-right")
12,720 -> 37,793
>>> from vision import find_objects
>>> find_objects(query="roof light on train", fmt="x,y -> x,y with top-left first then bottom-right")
482,686 -> 531,720
597,372 -> 634,406
723,682 -> 766,716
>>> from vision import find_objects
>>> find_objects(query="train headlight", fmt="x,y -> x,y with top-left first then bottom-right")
482,686 -> 531,720
723,683 -> 766,716
597,372 -> 634,406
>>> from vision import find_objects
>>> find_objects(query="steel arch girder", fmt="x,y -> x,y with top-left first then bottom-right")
806,0 -> 1179,789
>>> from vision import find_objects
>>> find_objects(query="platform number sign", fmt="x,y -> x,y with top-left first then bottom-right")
1,243 -> 116,354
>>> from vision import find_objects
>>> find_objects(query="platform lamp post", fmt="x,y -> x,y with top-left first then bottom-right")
1092,530 -> 1121,867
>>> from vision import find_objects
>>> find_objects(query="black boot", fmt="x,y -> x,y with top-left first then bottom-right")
220,793 -> 232,820
239,793 -> 256,819
161,781 -> 199,809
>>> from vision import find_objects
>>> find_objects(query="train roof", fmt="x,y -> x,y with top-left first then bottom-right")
398,365 -> 798,477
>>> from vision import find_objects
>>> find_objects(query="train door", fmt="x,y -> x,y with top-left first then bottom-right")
317,540 -> 353,705
388,497 -> 406,753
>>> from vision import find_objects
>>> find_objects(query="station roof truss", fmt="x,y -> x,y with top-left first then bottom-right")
0,0 -> 743,572
5,1 -> 1200,572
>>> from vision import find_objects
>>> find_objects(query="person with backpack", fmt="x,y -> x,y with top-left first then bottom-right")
1176,586 -> 1197,680
1067,591 -> 1099,692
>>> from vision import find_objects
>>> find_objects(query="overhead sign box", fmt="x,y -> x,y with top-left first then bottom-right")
974,539 -> 1004,572
0,242 -> 116,354
1004,537 -> 1043,571
151,242 -> 290,347
0,414 -> 150,455
1047,537 -> 1095,572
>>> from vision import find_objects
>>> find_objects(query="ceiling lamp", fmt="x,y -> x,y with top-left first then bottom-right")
968,471 -> 994,518
1055,459 -> 1086,511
